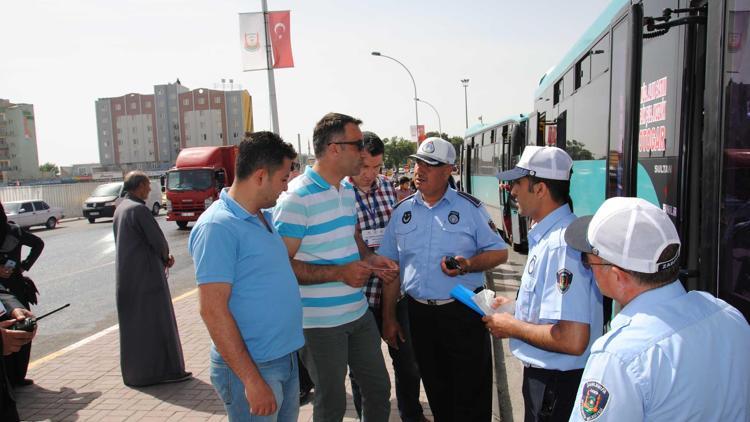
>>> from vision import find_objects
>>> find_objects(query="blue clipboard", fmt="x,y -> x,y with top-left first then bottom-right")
450,285 -> 486,316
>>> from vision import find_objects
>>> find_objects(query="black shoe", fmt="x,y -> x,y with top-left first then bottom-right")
299,388 -> 313,405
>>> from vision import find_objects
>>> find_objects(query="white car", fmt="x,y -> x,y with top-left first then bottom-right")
5,200 -> 65,229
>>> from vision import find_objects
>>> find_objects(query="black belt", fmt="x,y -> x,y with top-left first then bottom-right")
408,286 -> 485,306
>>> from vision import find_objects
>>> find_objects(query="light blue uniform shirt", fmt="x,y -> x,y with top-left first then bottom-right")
377,188 -> 506,300
188,189 -> 304,363
570,281 -> 750,422
511,205 -> 603,371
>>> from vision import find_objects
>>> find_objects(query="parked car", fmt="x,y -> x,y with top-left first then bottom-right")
82,180 -> 162,223
4,200 -> 65,229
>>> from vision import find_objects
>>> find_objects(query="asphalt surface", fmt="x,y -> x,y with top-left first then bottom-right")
23,214 -> 198,360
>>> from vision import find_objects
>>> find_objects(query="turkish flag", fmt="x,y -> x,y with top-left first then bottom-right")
268,11 -> 294,68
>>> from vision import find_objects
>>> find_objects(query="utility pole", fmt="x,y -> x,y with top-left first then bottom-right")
261,0 -> 280,133
461,79 -> 470,129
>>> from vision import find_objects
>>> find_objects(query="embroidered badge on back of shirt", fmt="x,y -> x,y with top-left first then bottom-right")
448,211 -> 460,224
402,211 -> 412,224
557,269 -> 573,293
580,381 -> 609,420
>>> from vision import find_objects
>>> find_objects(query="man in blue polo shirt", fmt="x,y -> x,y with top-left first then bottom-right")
189,132 -> 303,421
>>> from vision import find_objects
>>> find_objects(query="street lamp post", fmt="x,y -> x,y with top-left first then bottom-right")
372,51 -> 419,139
461,78 -> 470,129
416,98 -> 442,135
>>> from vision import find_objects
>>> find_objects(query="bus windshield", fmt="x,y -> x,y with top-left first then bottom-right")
167,169 -> 214,191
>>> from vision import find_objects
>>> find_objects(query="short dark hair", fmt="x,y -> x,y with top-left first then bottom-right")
236,131 -> 297,181
123,171 -> 149,193
398,176 -> 410,185
627,244 -> 681,286
312,112 -> 362,158
362,131 -> 384,156
527,168 -> 573,211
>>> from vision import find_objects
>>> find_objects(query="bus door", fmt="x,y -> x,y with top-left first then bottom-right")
638,0 -> 708,292
464,139 -> 475,194
713,0 -> 750,317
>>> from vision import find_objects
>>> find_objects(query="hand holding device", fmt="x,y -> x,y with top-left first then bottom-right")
11,303 -> 70,332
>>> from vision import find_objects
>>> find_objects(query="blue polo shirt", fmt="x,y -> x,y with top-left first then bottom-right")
511,205 -> 603,371
378,188 -> 507,300
570,281 -> 750,421
189,189 -> 304,363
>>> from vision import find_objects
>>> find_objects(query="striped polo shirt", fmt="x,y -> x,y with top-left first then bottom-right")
273,166 -> 368,329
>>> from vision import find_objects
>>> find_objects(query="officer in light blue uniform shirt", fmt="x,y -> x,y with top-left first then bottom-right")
378,137 -> 508,422
485,146 -> 603,422
565,197 -> 750,421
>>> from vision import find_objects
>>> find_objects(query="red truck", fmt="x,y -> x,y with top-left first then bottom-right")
164,146 -> 237,229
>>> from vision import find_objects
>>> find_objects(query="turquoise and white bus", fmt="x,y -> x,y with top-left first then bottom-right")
461,115 -> 529,251
462,0 -> 750,319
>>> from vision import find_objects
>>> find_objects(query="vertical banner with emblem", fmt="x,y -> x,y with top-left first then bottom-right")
268,11 -> 294,68
410,125 -> 426,143
238,12 -> 268,71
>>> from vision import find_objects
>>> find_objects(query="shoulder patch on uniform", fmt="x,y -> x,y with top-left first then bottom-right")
457,191 -> 482,207
393,194 -> 415,210
556,269 -> 573,293
580,381 -> 609,420
402,211 -> 412,224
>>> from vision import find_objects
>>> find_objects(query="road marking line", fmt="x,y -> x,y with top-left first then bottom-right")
29,287 -> 198,369
40,260 -> 115,283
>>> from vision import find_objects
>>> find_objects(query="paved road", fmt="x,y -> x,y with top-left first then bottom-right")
23,214 -> 198,360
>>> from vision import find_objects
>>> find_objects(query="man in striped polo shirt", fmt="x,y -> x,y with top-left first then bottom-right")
273,113 -> 398,422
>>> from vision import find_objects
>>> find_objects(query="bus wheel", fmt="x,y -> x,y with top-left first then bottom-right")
177,221 -> 188,229
88,217 -> 96,224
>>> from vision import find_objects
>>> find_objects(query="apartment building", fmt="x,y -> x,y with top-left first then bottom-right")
0,99 -> 41,182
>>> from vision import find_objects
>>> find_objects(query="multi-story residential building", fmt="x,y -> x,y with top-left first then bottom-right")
96,80 -> 253,169
0,99 -> 41,183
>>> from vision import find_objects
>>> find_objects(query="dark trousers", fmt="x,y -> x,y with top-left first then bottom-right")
351,299 -> 424,421
4,342 -> 30,384
522,366 -> 584,422
407,296 -> 492,422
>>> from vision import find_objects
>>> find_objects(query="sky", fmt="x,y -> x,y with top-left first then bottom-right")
1,0 -> 612,166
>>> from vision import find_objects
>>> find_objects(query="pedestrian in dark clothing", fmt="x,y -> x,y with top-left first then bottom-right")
113,171 -> 191,386
0,202 -> 43,387
0,284 -> 36,421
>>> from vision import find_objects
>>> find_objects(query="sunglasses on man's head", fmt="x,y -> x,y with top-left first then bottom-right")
328,139 -> 364,151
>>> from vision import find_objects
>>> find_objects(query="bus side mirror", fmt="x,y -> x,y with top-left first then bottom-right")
160,175 -> 166,192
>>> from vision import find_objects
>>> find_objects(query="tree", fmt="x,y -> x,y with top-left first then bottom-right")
425,131 -> 464,158
39,162 -> 58,174
383,137 -> 417,170
566,139 -> 595,160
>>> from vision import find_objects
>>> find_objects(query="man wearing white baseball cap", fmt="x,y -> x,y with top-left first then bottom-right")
565,197 -> 750,421
484,146 -> 603,421
379,137 -> 508,421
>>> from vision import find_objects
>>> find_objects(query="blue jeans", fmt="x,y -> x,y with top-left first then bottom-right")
210,346 -> 300,422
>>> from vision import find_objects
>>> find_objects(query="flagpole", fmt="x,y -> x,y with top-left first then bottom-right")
262,0 -> 280,134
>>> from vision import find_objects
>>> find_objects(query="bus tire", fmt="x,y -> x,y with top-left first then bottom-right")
176,221 -> 188,229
